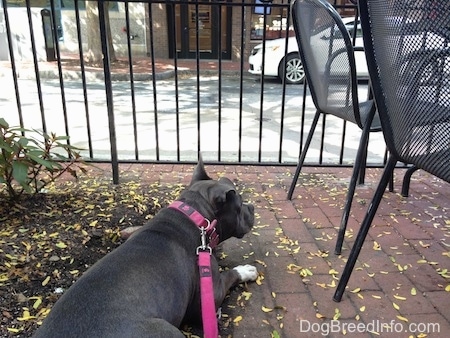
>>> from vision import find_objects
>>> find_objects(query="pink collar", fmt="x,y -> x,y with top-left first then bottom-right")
168,201 -> 219,248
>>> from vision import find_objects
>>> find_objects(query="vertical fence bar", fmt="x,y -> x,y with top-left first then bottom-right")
195,2 -> 201,159
124,1 -> 139,160
25,0 -> 46,133
98,0 -> 119,183
168,2 -> 181,161
278,0 -> 292,163
237,2 -> 246,162
217,2 -> 222,162
2,0 -> 24,129
74,0 -> 93,158
257,3 -> 269,162
147,2 -> 160,161
49,0 -> 70,148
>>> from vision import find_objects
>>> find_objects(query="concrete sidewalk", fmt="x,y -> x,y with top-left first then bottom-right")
110,163 -> 450,337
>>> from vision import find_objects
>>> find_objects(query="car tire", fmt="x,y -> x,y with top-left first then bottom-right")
278,53 -> 305,84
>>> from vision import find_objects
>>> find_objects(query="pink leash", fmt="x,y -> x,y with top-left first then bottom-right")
169,201 -> 219,338
198,251 -> 219,338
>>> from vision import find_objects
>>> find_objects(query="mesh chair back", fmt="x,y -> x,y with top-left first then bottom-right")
359,0 -> 450,182
291,0 -> 363,127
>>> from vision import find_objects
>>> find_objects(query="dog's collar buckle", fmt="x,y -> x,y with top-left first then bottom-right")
168,201 -> 219,249
196,226 -> 213,255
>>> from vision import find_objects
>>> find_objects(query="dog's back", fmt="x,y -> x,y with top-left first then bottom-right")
33,212 -> 197,337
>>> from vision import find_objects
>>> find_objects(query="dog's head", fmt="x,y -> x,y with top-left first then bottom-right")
187,157 -> 254,241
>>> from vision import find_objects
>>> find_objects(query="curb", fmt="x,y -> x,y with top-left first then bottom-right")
0,68 -> 244,81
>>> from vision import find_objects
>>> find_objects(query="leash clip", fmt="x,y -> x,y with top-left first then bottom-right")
196,223 -> 212,255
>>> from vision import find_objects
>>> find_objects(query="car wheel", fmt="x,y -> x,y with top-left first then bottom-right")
279,54 -> 305,84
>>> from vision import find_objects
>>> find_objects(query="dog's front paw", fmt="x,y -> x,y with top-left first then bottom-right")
233,264 -> 258,282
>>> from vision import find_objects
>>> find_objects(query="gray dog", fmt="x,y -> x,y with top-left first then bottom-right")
33,159 -> 258,337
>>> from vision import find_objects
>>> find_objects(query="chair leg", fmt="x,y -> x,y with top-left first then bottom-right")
401,165 -> 419,197
335,121 -> 372,255
388,171 -> 394,192
357,135 -> 369,185
333,156 -> 397,302
287,111 -> 321,200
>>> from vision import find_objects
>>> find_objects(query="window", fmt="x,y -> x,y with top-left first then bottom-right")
250,1 -> 293,40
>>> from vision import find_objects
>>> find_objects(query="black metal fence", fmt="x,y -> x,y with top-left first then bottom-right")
0,0 -> 386,182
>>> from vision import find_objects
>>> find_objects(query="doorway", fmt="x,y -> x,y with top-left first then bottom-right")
168,0 -> 232,60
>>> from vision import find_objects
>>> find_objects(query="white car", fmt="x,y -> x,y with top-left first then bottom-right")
248,18 -> 369,84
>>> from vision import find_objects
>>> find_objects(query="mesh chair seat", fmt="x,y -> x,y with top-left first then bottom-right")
407,149 -> 450,182
326,100 -> 381,130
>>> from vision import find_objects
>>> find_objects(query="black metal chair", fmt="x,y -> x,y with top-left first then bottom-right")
334,0 -> 450,302
288,0 -> 382,255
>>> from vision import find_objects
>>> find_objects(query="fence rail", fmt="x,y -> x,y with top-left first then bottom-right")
0,0 -> 387,182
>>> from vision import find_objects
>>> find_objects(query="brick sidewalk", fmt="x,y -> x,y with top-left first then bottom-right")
111,163 -> 449,338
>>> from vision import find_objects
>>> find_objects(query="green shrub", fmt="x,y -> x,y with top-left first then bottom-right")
0,117 -> 87,200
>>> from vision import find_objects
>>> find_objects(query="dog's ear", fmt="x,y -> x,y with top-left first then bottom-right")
214,178 -> 237,208
190,154 -> 211,185
214,189 -> 236,210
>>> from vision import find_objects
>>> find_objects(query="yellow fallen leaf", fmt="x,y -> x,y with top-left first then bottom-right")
393,302 -> 400,310
372,295 -> 381,299
256,275 -> 263,285
262,306 -> 273,313
445,285 -> 450,292
7,328 -> 21,333
328,269 -> 339,275
316,313 -> 325,319
255,260 -> 267,267
55,242 -> 67,249
411,288 -> 417,296
233,315 -> 243,323
397,315 -> 409,322
419,241 -> 430,248
373,241 -> 381,250
394,294 -> 406,301
32,298 -> 42,309
242,291 -> 252,300
17,309 -> 35,321
417,259 -> 428,264
333,308 -> 341,320
351,287 -> 361,293
42,276 -> 51,286
360,306 -> 366,312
